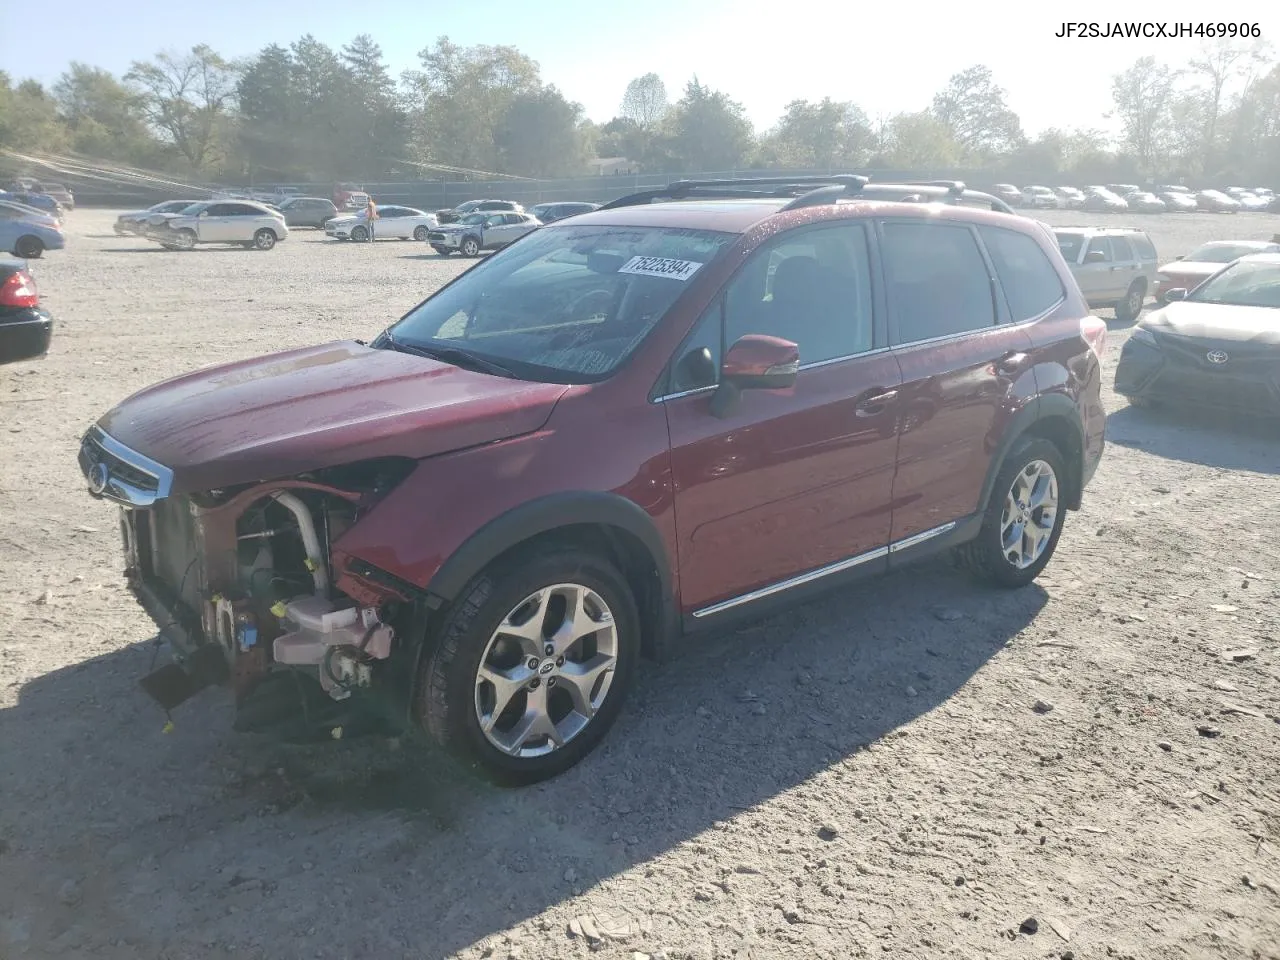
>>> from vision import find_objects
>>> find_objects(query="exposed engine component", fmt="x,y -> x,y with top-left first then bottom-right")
272,595 -> 394,700
268,491 -> 329,594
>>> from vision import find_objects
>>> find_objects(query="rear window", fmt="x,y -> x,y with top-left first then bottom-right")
1054,232 -> 1084,261
980,226 -> 1065,322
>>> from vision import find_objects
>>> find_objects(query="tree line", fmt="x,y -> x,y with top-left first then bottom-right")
1,34 -> 1277,186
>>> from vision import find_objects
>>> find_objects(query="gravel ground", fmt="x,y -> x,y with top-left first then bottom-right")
2,208 -> 1280,960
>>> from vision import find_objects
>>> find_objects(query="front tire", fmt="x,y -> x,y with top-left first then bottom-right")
432,245 -> 451,256
956,438 -> 1068,588
415,547 -> 640,785
173,228 -> 197,251
253,229 -> 276,250
351,225 -> 369,242
461,236 -> 481,258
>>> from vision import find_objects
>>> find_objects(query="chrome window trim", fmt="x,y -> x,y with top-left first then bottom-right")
653,346 -> 894,403
690,520 -> 958,619
83,425 -> 174,508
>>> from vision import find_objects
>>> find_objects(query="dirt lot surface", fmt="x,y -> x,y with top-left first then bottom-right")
2,208 -> 1280,960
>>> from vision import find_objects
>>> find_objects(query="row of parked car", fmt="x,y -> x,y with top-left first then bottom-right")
994,183 -> 1277,214
108,194 -> 603,255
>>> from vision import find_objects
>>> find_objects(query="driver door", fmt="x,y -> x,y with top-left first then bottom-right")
196,203 -> 233,241
661,221 -> 902,618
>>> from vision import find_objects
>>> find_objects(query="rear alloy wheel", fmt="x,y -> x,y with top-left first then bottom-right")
957,438 -> 1067,588
413,226 -> 429,241
14,236 -> 43,259
351,225 -> 369,242
1114,281 -> 1145,322
417,548 -> 639,785
253,229 -> 276,251
461,236 -> 481,257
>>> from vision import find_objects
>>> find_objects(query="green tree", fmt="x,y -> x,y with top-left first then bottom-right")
1110,57 -> 1178,174
666,77 -> 753,172
882,111 -> 960,168
53,63 -> 153,162
931,65 -> 1024,160
125,44 -> 239,171
237,44 -> 299,177
758,98 -> 871,169
0,75 -> 68,153
497,86 -> 587,176
403,37 -> 541,175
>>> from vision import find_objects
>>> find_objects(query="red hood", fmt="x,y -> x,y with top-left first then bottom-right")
98,341 -> 569,494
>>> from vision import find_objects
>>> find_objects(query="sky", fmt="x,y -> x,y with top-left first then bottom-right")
2,0 -> 1274,140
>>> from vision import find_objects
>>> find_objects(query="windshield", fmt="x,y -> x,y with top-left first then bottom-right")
1055,232 -> 1084,260
383,224 -> 736,383
1186,243 -> 1259,264
1189,261 -> 1280,308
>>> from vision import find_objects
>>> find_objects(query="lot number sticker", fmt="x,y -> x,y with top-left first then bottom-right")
618,256 -> 704,281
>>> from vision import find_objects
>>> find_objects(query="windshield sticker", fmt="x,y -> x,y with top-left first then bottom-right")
618,256 -> 704,281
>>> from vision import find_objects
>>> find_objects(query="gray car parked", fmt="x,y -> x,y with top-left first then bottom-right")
1051,225 -> 1159,321
276,197 -> 338,228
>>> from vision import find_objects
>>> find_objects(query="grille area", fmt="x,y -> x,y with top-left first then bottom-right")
80,432 -> 159,493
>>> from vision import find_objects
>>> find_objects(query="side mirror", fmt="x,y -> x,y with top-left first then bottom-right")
1085,250 -> 1107,264
1164,288 -> 1188,301
709,335 -> 799,418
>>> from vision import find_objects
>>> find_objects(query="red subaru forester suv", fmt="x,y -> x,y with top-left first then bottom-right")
79,176 -> 1106,783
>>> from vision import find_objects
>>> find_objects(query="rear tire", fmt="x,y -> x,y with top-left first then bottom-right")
956,438 -> 1068,588
14,236 -> 43,259
414,226 -> 429,241
253,229 -> 276,250
415,547 -> 640,785
1114,281 -> 1145,322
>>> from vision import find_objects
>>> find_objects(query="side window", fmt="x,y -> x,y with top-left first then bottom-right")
230,205 -> 259,217
486,215 -> 505,227
1086,237 -> 1113,262
881,221 -> 995,342
722,222 -> 874,365
979,226 -> 1065,322
1110,236 -> 1135,262
204,204 -> 232,216
667,301 -> 723,393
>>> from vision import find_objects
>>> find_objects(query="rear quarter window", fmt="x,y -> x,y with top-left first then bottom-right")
1129,233 -> 1157,260
979,226 -> 1066,322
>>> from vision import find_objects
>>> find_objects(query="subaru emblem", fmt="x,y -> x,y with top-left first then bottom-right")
1206,350 -> 1229,364
88,462 -> 110,495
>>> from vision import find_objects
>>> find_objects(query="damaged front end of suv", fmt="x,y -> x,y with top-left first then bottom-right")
82,424 -> 421,737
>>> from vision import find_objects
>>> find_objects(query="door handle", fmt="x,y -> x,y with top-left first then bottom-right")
855,389 -> 898,417
996,352 -> 1029,375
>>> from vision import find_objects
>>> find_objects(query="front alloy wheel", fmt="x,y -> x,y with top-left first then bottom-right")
461,236 -> 481,257
474,584 -> 619,758
417,548 -> 639,784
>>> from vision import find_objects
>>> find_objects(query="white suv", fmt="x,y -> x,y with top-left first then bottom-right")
144,200 -> 289,251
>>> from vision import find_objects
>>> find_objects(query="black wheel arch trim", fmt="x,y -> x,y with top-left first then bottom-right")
979,395 -> 1086,512
424,490 -> 678,648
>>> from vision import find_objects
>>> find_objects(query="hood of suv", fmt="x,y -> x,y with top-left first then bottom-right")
97,341 -> 570,494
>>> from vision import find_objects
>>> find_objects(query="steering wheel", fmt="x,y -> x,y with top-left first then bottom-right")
566,287 -> 614,320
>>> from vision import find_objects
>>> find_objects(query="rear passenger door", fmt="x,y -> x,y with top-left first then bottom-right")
879,219 -> 1041,552
1108,235 -> 1140,296
1074,237 -> 1116,304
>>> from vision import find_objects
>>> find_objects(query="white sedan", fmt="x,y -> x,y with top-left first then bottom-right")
325,205 -> 439,241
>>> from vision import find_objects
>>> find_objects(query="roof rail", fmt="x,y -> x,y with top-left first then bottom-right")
857,181 -> 1014,214
599,175 -> 869,210
893,179 -> 967,196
